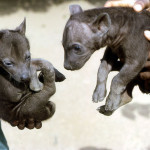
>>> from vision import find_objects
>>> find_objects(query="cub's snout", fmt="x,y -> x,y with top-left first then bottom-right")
20,73 -> 30,82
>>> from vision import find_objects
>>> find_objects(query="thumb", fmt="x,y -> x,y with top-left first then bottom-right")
133,0 -> 150,12
104,0 -> 134,7
144,30 -> 150,41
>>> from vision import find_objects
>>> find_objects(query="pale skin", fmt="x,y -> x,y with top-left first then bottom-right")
105,0 -> 150,40
105,0 -> 150,83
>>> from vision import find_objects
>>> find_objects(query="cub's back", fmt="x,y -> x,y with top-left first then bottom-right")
74,7 -> 150,31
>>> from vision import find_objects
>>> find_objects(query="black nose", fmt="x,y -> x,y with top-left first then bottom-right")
64,62 -> 72,70
21,74 -> 30,82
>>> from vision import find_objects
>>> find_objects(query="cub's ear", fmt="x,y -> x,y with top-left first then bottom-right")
69,4 -> 83,15
15,18 -> 26,35
54,68 -> 66,82
93,13 -> 111,35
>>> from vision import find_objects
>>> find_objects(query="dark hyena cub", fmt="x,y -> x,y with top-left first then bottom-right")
62,5 -> 150,115
0,19 -> 65,128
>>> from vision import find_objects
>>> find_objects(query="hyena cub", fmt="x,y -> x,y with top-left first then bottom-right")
62,5 -> 150,115
0,19 -> 65,129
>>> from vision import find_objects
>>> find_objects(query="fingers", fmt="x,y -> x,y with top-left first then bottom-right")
104,0 -> 150,12
140,61 -> 150,80
26,118 -> 35,129
140,71 -> 150,80
139,55 -> 150,80
17,119 -> 26,130
133,0 -> 150,11
143,61 -> 150,68
10,118 -> 42,130
10,120 -> 19,127
26,119 -> 42,129
144,30 -> 150,40
104,0 -> 135,7
144,80 -> 150,90
35,122 -> 42,129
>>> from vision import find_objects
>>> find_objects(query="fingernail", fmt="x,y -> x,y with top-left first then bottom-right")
144,30 -> 150,40
144,30 -> 150,36
134,4 -> 143,11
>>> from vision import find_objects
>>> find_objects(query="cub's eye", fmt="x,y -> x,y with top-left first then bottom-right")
72,44 -> 81,52
25,55 -> 31,61
3,61 -> 13,67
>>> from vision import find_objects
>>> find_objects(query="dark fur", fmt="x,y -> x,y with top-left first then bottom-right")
0,58 -> 65,123
63,5 -> 150,115
0,20 -> 65,125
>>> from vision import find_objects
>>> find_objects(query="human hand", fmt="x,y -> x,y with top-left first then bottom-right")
138,28 -> 150,84
140,52 -> 150,79
105,0 -> 150,88
10,118 -> 42,130
105,0 -> 150,39
105,0 -> 150,12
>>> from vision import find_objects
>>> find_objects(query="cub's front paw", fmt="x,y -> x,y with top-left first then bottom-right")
92,85 -> 107,103
105,94 -> 121,111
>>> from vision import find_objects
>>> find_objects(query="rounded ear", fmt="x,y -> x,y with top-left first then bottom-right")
69,4 -> 83,15
15,18 -> 26,35
93,13 -> 111,35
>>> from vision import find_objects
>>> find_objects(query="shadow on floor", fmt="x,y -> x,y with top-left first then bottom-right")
146,146 -> 150,150
121,103 -> 150,120
80,146 -> 111,150
0,0 -> 106,15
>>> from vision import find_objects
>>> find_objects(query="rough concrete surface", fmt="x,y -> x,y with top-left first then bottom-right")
1,1 -> 150,150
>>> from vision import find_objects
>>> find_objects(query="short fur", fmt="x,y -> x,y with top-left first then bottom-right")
0,58 -> 65,124
63,5 -> 150,115
0,20 -> 65,125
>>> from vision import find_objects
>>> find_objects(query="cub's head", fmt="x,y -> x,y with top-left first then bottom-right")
62,5 -> 111,70
0,19 -> 31,82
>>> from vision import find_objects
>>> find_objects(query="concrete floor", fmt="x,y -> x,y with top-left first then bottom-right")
1,1 -> 150,150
